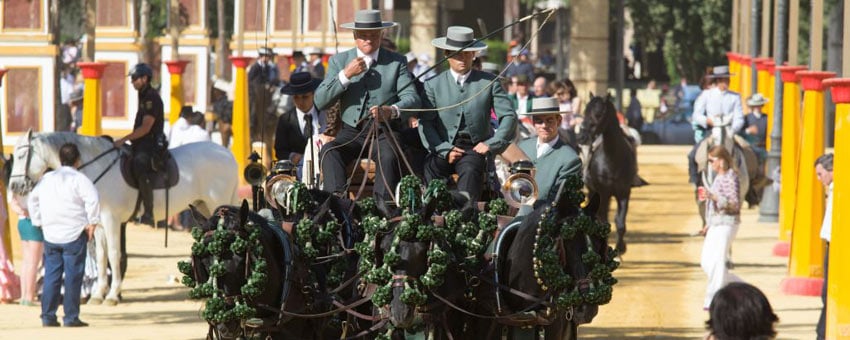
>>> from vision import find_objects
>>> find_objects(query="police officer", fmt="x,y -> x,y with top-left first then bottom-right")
114,63 -> 165,227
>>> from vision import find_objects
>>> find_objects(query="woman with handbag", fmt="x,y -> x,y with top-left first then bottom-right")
699,145 -> 743,310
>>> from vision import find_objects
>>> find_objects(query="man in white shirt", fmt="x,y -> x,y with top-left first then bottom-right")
274,72 -> 328,182
28,143 -> 100,328
815,153 -> 834,340
169,106 -> 211,148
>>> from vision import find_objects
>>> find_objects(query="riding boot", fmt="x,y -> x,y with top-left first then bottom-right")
138,178 -> 154,227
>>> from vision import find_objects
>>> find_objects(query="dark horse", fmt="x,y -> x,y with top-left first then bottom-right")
188,202 -> 295,339
579,96 -> 642,254
496,181 -> 607,340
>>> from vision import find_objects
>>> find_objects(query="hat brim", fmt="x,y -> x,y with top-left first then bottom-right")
708,73 -> 734,78
521,109 -> 569,116
340,22 -> 398,30
431,38 -> 487,52
280,78 -> 322,95
747,99 -> 768,106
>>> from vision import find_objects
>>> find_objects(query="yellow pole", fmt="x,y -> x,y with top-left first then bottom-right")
229,56 -> 254,185
776,66 -> 807,246
740,55 -> 753,103
0,69 -> 10,259
77,62 -> 108,136
727,52 -> 741,93
164,60 -> 190,124
824,77 -> 850,340
781,70 -> 835,296
755,58 -> 771,149
764,60 -> 776,150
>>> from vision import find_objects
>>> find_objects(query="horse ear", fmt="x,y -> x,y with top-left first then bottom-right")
239,199 -> 250,224
188,205 -> 208,229
25,128 -> 32,141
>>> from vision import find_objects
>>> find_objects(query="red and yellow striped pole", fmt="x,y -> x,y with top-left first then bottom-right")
774,65 -> 807,254
77,62 -> 109,137
229,56 -> 254,185
164,60 -> 190,125
727,52 -> 741,93
823,77 -> 850,340
781,70 -> 835,296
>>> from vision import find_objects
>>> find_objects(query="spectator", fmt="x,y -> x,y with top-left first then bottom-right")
68,89 -> 84,132
413,53 -> 437,81
169,106 -> 210,148
815,153 -> 834,340
11,193 -> 40,306
504,47 -> 534,81
705,282 -> 778,340
741,93 -> 769,162
699,146 -> 743,310
303,47 -> 325,79
550,79 -> 583,133
292,51 -> 308,74
533,76 -> 548,97
29,143 -> 100,327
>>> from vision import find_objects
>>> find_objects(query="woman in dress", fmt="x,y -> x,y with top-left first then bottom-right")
700,146 -> 743,310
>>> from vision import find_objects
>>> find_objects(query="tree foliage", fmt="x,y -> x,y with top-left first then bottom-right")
626,0 -> 731,82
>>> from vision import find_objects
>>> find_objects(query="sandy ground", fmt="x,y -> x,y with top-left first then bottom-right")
0,145 -> 821,339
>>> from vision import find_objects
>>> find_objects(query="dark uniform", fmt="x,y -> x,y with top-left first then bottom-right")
132,84 -> 165,221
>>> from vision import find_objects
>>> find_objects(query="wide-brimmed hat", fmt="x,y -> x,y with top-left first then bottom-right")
747,93 -> 769,107
258,47 -> 276,56
708,65 -> 733,78
340,9 -> 398,30
431,26 -> 487,52
521,97 -> 569,116
303,46 -> 323,55
481,62 -> 500,74
280,72 -> 321,95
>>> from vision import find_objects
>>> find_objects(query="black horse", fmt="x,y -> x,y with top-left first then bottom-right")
579,96 -> 642,254
373,189 -> 472,339
499,180 -> 611,340
188,202 -> 295,339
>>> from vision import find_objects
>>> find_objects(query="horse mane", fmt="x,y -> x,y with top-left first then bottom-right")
33,132 -> 114,165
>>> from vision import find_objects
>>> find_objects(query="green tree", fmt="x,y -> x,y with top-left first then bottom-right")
626,0 -> 731,83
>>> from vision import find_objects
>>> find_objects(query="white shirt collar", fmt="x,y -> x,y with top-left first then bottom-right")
297,106 -> 320,135
536,136 -> 559,158
449,69 -> 472,86
356,48 -> 380,69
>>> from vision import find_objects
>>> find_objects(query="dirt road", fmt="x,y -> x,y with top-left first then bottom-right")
0,146 -> 820,339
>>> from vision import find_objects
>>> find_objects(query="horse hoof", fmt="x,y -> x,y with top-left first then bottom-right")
104,298 -> 119,306
616,239 -> 627,255
87,297 -> 103,305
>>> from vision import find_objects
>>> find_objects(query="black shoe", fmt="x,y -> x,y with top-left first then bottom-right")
64,319 -> 89,327
137,214 -> 154,227
43,321 -> 60,327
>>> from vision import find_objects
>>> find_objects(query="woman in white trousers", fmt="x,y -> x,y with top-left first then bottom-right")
700,145 -> 743,309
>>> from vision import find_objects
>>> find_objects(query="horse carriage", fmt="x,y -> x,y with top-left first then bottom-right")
179,115 -> 623,339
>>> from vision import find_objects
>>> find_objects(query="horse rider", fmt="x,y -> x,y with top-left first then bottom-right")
248,47 -> 280,165
114,63 -> 166,227
740,93 -> 769,163
516,97 -> 581,205
274,72 -> 327,182
314,9 -> 421,206
418,26 -> 517,204
687,65 -> 744,186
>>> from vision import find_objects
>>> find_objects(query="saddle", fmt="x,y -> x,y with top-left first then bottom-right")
119,149 -> 180,190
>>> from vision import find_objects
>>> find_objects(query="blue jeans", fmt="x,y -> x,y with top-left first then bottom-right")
41,233 -> 87,325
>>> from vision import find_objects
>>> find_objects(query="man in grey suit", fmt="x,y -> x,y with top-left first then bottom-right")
314,10 -> 421,203
517,97 -> 582,204
419,26 -> 517,203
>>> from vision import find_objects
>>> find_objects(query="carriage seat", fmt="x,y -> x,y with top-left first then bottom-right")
119,150 -> 180,190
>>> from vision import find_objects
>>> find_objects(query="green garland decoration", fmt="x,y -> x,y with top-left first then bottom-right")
179,217 -> 267,324
530,174 -> 619,311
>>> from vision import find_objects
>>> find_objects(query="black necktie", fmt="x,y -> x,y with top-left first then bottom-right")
303,114 -> 313,137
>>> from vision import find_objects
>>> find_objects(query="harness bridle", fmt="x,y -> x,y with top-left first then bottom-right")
9,133 -> 37,193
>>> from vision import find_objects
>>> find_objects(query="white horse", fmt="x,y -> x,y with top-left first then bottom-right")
8,131 -> 239,305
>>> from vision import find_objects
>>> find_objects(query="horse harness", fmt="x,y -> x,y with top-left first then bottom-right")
10,134 -> 121,192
